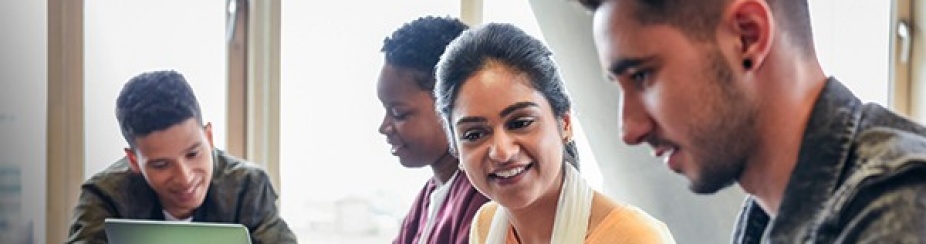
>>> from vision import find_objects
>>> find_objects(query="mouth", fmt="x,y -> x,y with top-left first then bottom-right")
652,146 -> 681,172
385,137 -> 404,155
390,144 -> 404,155
171,181 -> 202,202
489,163 -> 533,185
651,145 -> 675,158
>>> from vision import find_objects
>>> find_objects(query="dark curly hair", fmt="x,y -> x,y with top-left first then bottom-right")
381,15 -> 468,91
116,70 -> 203,148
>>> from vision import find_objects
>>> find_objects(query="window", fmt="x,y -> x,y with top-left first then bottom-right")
83,0 -> 228,177
0,1 -> 47,243
279,1 -> 459,242
809,0 -> 891,105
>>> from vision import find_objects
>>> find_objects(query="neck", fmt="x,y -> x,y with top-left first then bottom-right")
429,151 -> 458,184
506,167 -> 564,243
738,49 -> 827,217
165,207 -> 194,220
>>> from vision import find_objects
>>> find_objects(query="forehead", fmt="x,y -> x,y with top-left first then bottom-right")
592,1 -> 700,71
451,64 -> 548,118
377,64 -> 428,101
133,119 -> 203,157
592,1 -> 653,54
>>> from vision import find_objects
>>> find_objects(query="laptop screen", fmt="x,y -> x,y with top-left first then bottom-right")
104,218 -> 251,244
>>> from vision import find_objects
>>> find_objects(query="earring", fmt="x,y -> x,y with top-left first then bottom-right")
743,59 -> 753,70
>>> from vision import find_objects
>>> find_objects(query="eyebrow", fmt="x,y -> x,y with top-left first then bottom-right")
608,57 -> 648,76
500,101 -> 538,118
455,116 -> 486,126
454,102 -> 539,126
383,101 -> 406,108
146,142 -> 203,164
185,142 -> 203,153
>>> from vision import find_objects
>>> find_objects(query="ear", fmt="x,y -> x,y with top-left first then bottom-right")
725,0 -> 774,71
560,111 -> 574,143
444,123 -> 460,158
448,140 -> 460,158
204,122 -> 215,149
125,148 -> 142,174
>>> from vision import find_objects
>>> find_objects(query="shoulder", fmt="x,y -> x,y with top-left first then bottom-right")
816,125 -> 926,241
587,192 -> 676,243
82,156 -> 144,193
854,127 -> 926,168
213,149 -> 271,184
842,127 -> 926,201
452,171 -> 491,206
825,167 -> 926,242
852,102 -> 926,175
76,156 -> 158,219
470,201 -> 499,243
843,126 -> 926,199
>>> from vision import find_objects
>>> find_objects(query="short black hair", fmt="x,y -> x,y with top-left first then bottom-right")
116,70 -> 203,148
435,22 -> 580,166
577,0 -> 813,54
381,15 -> 469,91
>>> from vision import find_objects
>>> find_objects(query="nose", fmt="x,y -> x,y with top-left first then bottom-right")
620,93 -> 653,145
174,161 -> 195,186
488,132 -> 519,163
378,114 -> 393,135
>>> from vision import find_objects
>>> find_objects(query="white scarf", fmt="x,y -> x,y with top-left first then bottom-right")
485,164 -> 593,243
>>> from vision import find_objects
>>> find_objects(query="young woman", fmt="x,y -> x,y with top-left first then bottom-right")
434,23 -> 676,243
378,16 -> 491,244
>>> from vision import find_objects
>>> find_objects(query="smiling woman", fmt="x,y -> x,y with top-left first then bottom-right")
434,22 -> 676,244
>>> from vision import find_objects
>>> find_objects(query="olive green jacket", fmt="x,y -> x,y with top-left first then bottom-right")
67,149 -> 297,244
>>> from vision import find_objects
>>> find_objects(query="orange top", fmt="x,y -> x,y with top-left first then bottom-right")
469,192 -> 675,244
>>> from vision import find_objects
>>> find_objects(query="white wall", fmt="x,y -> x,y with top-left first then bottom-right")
0,0 -> 47,243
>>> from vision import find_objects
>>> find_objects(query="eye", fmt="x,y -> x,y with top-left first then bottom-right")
626,68 -> 652,89
148,161 -> 169,169
185,150 -> 200,159
460,128 -> 488,142
506,117 -> 534,130
390,109 -> 410,120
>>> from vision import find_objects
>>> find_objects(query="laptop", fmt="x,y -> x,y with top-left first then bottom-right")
104,218 -> 251,244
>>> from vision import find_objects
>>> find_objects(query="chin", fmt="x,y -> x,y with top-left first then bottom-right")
493,193 -> 534,210
183,198 -> 207,210
399,160 -> 429,168
688,177 -> 736,194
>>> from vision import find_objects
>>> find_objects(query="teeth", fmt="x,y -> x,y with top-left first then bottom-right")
660,148 -> 676,163
180,185 -> 195,194
495,166 -> 526,178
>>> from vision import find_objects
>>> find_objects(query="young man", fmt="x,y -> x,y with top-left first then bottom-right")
67,70 -> 296,243
579,0 -> 926,242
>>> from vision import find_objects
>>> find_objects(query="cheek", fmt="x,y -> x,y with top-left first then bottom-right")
646,81 -> 694,129
538,135 -> 565,167
459,147 -> 486,175
396,121 -> 427,141
143,171 -> 172,188
196,159 -> 213,174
